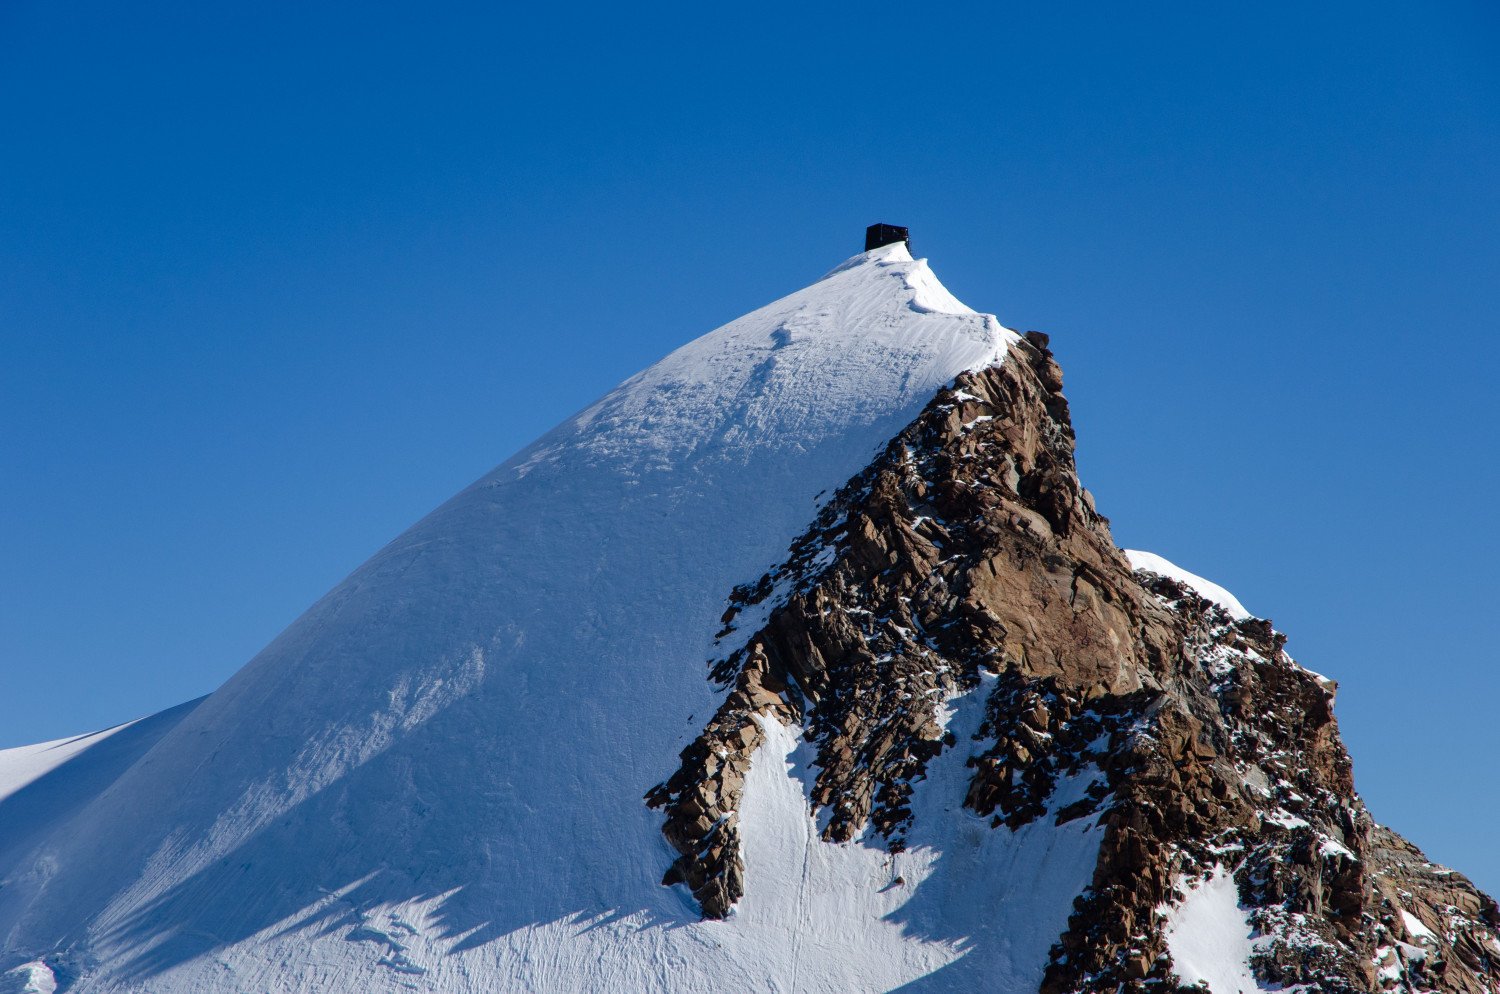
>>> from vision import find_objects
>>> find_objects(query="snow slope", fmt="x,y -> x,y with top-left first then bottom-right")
0,243 -> 1077,992
0,700 -> 203,895
0,727 -> 149,806
0,701 -> 203,808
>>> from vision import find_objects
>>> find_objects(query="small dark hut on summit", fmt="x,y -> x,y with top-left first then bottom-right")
864,223 -> 909,252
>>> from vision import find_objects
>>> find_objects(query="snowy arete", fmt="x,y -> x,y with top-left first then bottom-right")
2,238 -> 1496,994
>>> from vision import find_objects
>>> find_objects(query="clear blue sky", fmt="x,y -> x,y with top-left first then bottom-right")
3,2 -> 1496,892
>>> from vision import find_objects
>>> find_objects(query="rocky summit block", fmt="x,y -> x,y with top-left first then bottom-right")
650,332 -> 1500,993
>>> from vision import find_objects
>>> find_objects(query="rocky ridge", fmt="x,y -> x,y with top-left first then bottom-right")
648,333 -> 1500,992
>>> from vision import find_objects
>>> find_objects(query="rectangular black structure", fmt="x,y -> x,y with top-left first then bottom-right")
865,223 -> 909,252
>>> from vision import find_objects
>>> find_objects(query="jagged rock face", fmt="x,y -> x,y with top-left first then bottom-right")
649,333 -> 1500,992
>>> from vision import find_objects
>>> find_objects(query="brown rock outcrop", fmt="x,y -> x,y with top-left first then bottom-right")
647,331 -> 1500,992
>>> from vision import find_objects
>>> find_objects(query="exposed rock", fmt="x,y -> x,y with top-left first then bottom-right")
648,334 -> 1500,991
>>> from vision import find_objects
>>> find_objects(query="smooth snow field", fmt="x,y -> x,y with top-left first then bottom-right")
0,244 -> 1117,993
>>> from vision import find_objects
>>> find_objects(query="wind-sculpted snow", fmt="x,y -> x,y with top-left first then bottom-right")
0,244 -> 1017,992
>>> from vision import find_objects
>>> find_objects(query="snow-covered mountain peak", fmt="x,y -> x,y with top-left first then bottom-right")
817,240 -> 971,313
5,240 -> 1495,994
821,238 -> 914,274
0,246 -> 1022,993
512,242 -> 1011,478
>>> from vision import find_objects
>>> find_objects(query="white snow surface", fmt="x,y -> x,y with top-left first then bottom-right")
0,961 -> 57,994
1401,909 -> 1436,943
1125,549 -> 1252,621
727,685 -> 1107,994
0,727 -> 142,805
0,244 -> 1072,992
1163,867 -> 1265,993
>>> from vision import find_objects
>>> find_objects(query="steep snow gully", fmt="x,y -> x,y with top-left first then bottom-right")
4,239 -> 1493,993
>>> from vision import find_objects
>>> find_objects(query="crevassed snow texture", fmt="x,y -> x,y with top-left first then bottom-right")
1163,867 -> 1263,993
0,244 -> 1036,992
1125,549 -> 1251,620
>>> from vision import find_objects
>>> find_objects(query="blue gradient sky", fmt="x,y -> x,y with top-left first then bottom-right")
3,2 -> 1497,891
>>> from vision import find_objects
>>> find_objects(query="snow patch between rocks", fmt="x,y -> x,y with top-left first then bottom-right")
732,675 -> 1107,991
734,716 -> 960,989
1163,866 -> 1265,993
1400,909 -> 1436,943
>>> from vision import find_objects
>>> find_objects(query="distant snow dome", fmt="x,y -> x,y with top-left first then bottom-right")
1125,549 -> 1251,620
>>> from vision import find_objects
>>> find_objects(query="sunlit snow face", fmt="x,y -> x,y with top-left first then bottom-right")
0,247 -> 1019,994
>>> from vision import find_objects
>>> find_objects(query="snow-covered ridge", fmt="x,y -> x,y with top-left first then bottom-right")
1126,549 -> 1251,621
0,245 -> 1017,992
0,727 -> 141,806
513,240 -> 1009,478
